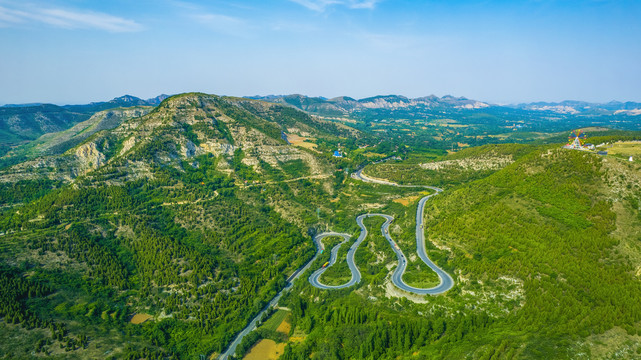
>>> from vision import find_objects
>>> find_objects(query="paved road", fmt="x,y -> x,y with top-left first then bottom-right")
218,236 -> 324,360
308,232 -> 357,289
310,169 -> 454,295
219,168 -> 453,359
352,168 -> 442,192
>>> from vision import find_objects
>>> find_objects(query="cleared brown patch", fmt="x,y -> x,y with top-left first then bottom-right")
393,195 -> 421,206
130,313 -> 153,324
393,191 -> 431,206
285,133 -> 318,151
243,339 -> 285,360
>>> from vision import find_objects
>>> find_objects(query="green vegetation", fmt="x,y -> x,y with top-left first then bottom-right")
353,216 -> 396,286
367,144 -> 535,188
279,146 -> 641,359
2,93 -> 641,359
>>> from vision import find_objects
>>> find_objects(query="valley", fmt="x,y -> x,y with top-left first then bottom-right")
0,93 -> 640,359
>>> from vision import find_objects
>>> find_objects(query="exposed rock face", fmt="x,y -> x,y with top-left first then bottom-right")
181,140 -> 197,158
0,93 -> 342,184
75,142 -> 105,173
420,156 -> 513,171
199,142 -> 235,156
120,137 -> 136,156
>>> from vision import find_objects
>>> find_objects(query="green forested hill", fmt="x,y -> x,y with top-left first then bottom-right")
0,93 -> 355,359
277,146 -> 641,359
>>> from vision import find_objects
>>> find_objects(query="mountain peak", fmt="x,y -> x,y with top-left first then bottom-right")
111,95 -> 143,103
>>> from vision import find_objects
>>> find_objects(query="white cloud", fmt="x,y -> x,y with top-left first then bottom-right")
190,12 -> 250,36
0,3 -> 142,32
167,1 -> 252,36
289,0 -> 380,12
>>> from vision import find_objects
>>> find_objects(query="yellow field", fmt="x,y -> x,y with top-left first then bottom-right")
364,152 -> 386,158
604,141 -> 641,157
393,192 -> 430,206
130,313 -> 153,324
393,195 -> 422,206
276,316 -> 291,335
243,339 -> 286,360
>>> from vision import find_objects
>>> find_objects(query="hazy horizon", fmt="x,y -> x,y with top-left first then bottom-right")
1,0 -> 640,105
4,92 -> 641,108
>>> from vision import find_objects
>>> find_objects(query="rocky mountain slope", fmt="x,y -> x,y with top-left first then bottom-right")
0,93 -> 354,183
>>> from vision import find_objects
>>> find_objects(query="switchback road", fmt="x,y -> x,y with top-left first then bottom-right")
310,169 -> 453,294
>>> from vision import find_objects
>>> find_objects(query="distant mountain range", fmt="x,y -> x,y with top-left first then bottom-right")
247,94 -> 490,117
1,94 -> 170,109
512,100 -> 641,116
248,94 -> 641,117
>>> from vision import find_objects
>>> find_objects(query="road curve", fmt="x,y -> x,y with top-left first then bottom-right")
310,170 -> 454,295
220,169 -> 453,359
352,168 -> 442,192
308,232 -> 358,289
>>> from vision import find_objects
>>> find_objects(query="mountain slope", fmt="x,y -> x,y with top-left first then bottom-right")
0,93 -> 359,359
62,94 -> 170,113
0,104 -> 90,147
250,94 -> 491,117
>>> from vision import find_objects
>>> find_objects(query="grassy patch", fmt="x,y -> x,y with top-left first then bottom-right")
401,259 -> 440,288
320,239 -> 353,286
260,310 -> 289,333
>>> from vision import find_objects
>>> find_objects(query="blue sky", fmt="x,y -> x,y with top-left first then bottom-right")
1,0 -> 640,104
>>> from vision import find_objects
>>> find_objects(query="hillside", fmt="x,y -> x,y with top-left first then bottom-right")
0,93 -> 360,359
276,145 -> 641,359
0,105 -> 90,149
253,94 -> 641,119
62,94 -> 170,114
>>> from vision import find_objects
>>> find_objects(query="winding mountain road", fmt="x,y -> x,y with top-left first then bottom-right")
219,168 -> 453,359
311,169 -> 454,295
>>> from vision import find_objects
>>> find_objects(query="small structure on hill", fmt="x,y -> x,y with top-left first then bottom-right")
333,143 -> 344,157
630,156 -> 634,162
